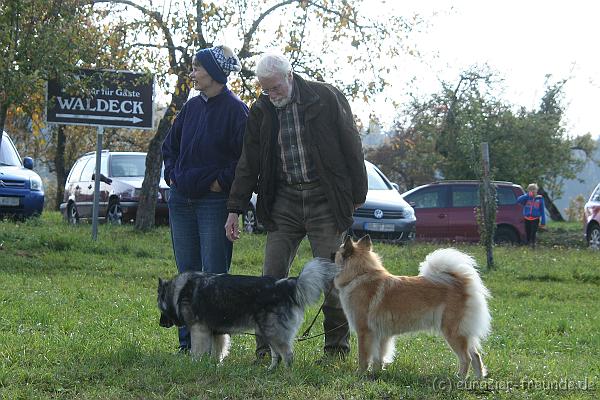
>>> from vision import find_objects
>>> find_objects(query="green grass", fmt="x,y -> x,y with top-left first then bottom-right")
0,212 -> 598,399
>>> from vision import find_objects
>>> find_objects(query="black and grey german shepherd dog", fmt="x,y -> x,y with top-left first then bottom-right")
158,259 -> 338,369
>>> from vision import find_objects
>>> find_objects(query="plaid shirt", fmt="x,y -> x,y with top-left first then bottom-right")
276,82 -> 318,184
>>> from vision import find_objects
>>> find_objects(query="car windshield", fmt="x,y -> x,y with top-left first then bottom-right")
110,155 -> 147,177
0,135 -> 22,167
367,164 -> 391,190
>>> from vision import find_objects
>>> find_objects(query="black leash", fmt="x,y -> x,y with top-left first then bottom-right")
296,322 -> 347,342
296,284 -> 348,342
299,284 -> 334,339
241,323 -> 348,342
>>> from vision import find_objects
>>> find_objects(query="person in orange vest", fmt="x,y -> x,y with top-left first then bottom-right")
516,183 -> 546,248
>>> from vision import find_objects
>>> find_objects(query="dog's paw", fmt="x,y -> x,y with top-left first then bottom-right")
267,358 -> 281,372
356,369 -> 379,381
368,371 -> 381,381
476,370 -> 490,380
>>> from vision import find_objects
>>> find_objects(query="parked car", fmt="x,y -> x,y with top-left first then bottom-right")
243,160 -> 417,243
401,180 -> 526,244
0,131 -> 44,218
60,151 -> 169,224
243,192 -> 262,233
584,182 -> 600,250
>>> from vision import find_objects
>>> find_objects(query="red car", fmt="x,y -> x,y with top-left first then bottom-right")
60,151 -> 169,224
584,183 -> 600,250
401,180 -> 526,244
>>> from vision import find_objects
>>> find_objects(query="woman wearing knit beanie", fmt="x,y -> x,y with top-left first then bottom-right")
162,45 -> 249,353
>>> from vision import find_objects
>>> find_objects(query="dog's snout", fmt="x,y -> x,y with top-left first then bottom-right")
159,313 -> 174,328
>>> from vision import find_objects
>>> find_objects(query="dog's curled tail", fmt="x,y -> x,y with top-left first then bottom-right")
419,248 -> 492,347
294,258 -> 339,308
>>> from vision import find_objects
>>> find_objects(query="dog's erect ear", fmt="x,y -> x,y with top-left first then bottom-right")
357,234 -> 372,250
340,235 -> 354,259
343,235 -> 354,249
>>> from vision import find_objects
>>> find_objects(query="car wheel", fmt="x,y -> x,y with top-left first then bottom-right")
588,225 -> 600,250
494,226 -> 518,245
243,205 -> 257,233
107,201 -> 123,225
67,203 -> 79,225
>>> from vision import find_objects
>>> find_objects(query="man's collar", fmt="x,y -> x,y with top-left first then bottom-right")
290,79 -> 301,104
291,73 -> 318,106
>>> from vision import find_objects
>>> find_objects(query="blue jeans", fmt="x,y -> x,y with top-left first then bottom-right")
167,187 -> 232,349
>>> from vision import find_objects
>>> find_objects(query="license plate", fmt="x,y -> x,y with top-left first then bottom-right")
0,196 -> 19,206
364,222 -> 395,232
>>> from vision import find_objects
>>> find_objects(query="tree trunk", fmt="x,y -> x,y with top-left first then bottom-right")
0,102 -> 8,137
479,143 -> 495,269
539,187 -> 565,222
134,76 -> 190,231
53,125 -> 67,210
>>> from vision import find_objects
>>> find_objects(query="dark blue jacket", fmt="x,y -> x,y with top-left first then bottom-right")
162,87 -> 248,198
517,193 -> 546,225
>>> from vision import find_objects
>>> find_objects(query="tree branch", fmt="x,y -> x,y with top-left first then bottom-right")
91,0 -> 187,70
131,42 -> 187,53
196,0 -> 206,48
240,0 -> 297,58
304,0 -> 369,30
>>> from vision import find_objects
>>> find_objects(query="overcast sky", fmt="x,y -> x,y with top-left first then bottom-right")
363,0 -> 599,138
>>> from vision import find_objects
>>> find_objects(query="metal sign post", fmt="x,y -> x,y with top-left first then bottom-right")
46,69 -> 154,240
91,126 -> 104,241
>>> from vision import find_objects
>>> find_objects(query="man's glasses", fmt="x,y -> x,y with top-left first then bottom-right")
261,82 -> 285,96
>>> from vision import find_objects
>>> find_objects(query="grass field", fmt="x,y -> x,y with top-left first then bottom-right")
0,212 -> 598,399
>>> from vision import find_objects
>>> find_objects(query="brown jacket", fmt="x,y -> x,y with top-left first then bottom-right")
227,73 -> 368,232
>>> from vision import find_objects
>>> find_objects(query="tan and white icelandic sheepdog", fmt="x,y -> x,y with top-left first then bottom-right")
333,235 -> 491,378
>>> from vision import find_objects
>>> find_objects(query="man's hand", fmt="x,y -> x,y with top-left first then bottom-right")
354,203 -> 364,210
210,180 -> 222,192
225,212 -> 241,242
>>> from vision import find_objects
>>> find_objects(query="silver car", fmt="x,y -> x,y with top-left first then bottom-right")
350,161 -> 416,242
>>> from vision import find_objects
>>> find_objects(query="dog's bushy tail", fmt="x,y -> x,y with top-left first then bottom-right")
294,258 -> 339,308
419,248 -> 492,348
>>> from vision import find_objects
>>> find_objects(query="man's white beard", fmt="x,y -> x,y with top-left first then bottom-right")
270,97 -> 291,108
269,83 -> 293,108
